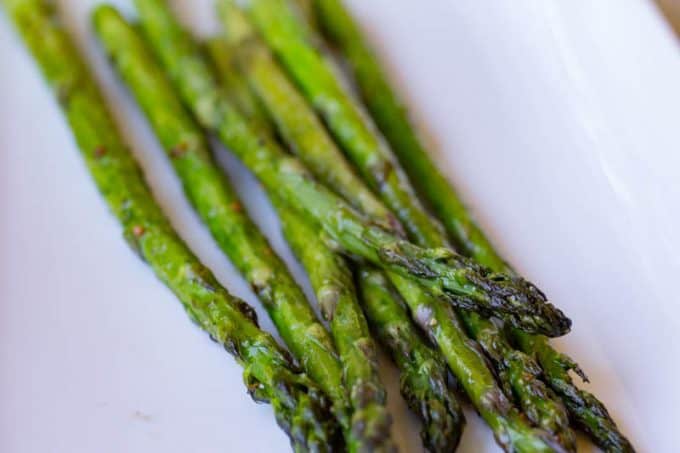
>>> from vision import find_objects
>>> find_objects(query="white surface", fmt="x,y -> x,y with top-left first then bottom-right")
1,0 -> 678,451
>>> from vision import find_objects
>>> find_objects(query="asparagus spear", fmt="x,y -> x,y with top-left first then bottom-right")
206,37 -> 276,138
221,3 -> 574,449
513,334 -> 634,453
90,6 -> 362,450
275,206 -> 396,453
394,271 -> 578,450
309,1 -> 635,450
1,1 -> 339,450
210,26 -> 465,451
356,268 -> 466,453
389,275 -> 569,453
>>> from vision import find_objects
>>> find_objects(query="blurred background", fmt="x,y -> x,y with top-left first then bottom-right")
656,0 -> 680,35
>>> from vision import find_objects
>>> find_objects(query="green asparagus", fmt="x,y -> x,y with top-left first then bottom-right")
387,275 -> 570,453
245,0 -> 444,249
357,268 -> 466,453
215,4 -> 398,235
221,3 -> 574,449
309,0 -> 635,450
394,266 -> 573,451
131,0 -> 568,338
90,6 -> 365,449
214,23 -> 520,451
210,36 -> 396,445
1,1 -> 339,450
213,27 -> 398,451
242,0 -> 570,338
206,37 -> 275,137
306,0 -> 507,271
276,205 -> 396,452
513,334 -> 633,452
211,23 -> 465,451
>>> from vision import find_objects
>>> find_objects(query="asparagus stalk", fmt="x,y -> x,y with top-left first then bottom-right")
210,26 -> 465,451
220,3 -> 574,450
275,205 -> 396,453
356,268 -> 466,453
1,1 -> 339,450
309,1 -> 635,450
513,334 -> 633,453
90,6 -> 361,449
387,275 -> 571,453
461,309 -> 575,451
206,37 -> 276,138
391,269 -> 576,450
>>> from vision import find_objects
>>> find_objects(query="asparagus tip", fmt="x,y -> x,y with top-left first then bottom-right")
350,402 -> 396,452
260,368 -> 343,452
469,269 -> 572,337
401,362 -> 466,452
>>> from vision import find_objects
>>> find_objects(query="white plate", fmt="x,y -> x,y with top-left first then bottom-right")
1,1 -> 678,451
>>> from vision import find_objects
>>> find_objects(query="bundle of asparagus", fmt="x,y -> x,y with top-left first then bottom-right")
212,3 -> 567,452
2,0 -> 634,451
297,1 -> 634,451
208,11 -> 465,450
217,3 -> 572,450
